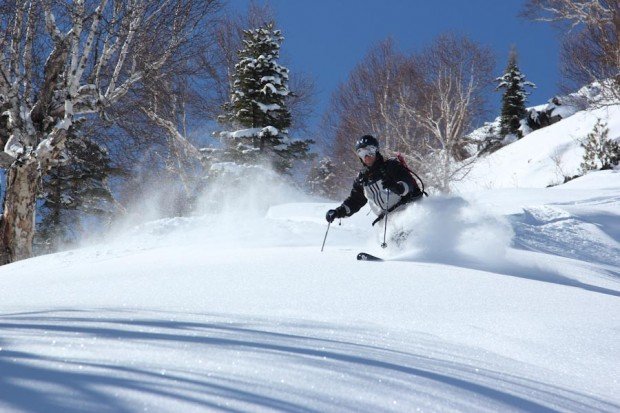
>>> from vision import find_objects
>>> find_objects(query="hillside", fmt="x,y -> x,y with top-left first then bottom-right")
459,101 -> 620,191
1,99 -> 619,412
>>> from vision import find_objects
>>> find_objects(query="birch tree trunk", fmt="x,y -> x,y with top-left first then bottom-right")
0,161 -> 42,263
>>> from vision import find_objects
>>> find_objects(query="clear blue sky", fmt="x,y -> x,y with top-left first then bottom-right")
227,0 -> 562,129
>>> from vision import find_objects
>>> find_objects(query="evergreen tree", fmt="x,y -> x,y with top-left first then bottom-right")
217,22 -> 312,173
307,157 -> 339,199
580,119 -> 620,173
35,126 -> 118,253
496,48 -> 536,138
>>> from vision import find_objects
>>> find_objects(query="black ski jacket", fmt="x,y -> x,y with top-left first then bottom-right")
339,153 -> 422,219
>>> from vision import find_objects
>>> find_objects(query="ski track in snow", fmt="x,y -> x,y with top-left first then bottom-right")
1,172 -> 620,412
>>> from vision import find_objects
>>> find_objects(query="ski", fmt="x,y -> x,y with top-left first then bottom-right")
357,252 -> 384,261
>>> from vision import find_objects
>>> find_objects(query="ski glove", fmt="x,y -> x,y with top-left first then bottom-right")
382,178 -> 405,195
326,206 -> 346,223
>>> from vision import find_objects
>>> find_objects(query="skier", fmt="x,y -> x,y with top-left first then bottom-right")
325,135 -> 423,226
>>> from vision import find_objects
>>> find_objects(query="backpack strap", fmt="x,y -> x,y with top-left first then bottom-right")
395,153 -> 428,197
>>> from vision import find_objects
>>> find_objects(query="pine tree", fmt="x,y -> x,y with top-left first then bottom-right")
35,126 -> 118,253
217,22 -> 312,173
496,48 -> 536,138
580,119 -> 620,173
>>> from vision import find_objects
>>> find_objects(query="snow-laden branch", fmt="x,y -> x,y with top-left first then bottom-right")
22,2 -> 37,103
141,106 -> 202,159
529,0 -> 615,27
106,3 -> 195,104
91,0 -> 124,88
8,2 -> 27,84
70,0 -> 109,96
42,1 -> 63,42
105,1 -> 144,100
142,106 -> 203,196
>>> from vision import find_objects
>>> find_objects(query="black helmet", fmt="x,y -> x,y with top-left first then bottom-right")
354,135 -> 379,151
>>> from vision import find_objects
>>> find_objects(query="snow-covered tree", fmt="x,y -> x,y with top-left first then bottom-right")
496,48 -> 536,138
307,157 -> 339,199
580,118 -> 620,172
36,125 -> 118,253
217,22 -> 312,173
0,0 -> 217,264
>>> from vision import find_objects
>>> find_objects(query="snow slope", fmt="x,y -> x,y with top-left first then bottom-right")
1,165 -> 619,412
458,105 -> 620,190
1,97 -> 620,412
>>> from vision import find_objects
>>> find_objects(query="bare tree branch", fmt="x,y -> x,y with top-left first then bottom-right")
324,34 -> 493,193
523,0 -> 620,102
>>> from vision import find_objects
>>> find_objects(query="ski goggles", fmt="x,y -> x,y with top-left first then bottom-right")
356,146 -> 378,159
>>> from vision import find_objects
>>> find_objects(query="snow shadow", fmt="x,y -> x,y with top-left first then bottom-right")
510,204 -> 620,269
384,196 -> 620,297
0,309 -> 617,413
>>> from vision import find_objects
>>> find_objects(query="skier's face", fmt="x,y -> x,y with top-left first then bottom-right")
356,146 -> 377,166
361,153 -> 376,167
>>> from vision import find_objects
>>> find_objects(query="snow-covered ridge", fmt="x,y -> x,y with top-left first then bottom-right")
458,104 -> 620,191
468,82 -> 616,155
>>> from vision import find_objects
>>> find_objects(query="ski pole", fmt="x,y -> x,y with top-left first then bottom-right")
321,222 -> 331,252
381,191 -> 390,248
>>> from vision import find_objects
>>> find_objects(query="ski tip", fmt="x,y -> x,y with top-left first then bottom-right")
357,252 -> 384,261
